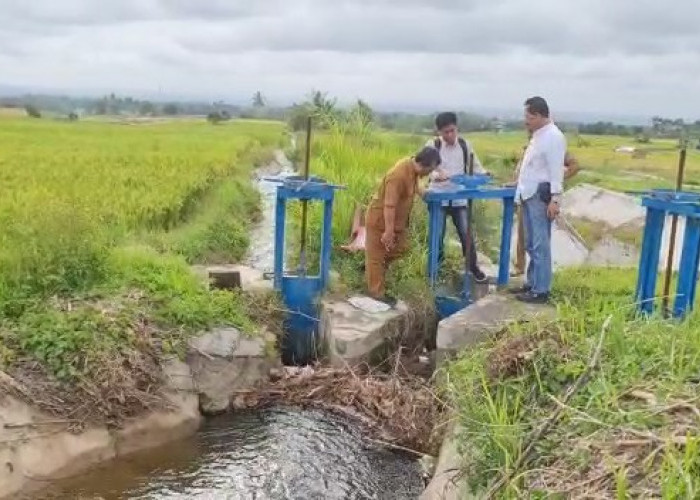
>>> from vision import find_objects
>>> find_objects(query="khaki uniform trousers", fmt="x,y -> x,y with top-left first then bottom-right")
365,225 -> 409,298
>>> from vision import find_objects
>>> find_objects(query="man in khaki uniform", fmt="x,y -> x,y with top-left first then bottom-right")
365,146 -> 441,306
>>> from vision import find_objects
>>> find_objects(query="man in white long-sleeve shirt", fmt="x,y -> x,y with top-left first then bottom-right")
512,97 -> 566,304
426,112 -> 488,283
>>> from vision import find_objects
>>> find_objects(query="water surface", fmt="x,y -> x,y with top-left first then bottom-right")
31,408 -> 423,500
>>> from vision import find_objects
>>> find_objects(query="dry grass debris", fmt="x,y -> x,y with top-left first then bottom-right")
237,362 -> 447,456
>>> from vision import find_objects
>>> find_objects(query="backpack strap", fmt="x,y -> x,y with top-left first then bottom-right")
458,137 -> 470,174
433,137 -> 441,150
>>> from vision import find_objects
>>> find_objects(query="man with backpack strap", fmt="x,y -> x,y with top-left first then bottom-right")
426,112 -> 488,283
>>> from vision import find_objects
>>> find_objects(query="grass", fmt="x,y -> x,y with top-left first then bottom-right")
298,126 -> 696,302
443,267 -> 700,498
468,131 -> 700,193
2,247 -> 259,377
0,116 -> 285,420
569,216 -> 646,251
568,217 -> 608,250
291,119 -> 506,303
284,120 -> 430,300
2,110 -> 696,446
144,175 -> 264,264
0,117 -> 283,307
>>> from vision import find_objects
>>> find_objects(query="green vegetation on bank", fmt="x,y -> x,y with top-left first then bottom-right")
0,116 -> 284,420
300,116 -> 700,496
445,268 -> 700,498
294,114 -> 700,496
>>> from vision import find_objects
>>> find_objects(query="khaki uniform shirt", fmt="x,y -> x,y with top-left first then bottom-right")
367,157 -> 418,232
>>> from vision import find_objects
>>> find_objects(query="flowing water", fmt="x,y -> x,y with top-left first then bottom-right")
30,408 -> 423,500
246,150 -> 295,274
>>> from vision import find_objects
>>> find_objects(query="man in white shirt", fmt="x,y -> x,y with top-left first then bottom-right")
426,112 -> 488,283
512,97 -> 566,303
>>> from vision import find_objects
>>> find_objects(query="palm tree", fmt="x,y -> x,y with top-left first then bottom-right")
252,91 -> 266,108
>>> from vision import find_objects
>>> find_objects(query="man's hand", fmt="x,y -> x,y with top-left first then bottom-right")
547,201 -> 560,220
381,231 -> 396,251
434,170 -> 449,182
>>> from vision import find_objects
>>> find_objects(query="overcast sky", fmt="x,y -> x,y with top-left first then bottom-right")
1,0 -> 699,119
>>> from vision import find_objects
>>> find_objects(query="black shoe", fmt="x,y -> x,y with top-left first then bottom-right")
471,268 -> 488,284
507,284 -> 531,294
515,291 -> 550,304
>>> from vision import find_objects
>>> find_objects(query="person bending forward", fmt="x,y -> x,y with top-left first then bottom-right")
365,147 -> 441,307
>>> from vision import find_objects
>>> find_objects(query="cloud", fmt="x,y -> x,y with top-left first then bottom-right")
0,0 -> 698,118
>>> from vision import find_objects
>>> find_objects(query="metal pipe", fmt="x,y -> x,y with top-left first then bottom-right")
298,116 -> 312,275
661,145 -> 687,316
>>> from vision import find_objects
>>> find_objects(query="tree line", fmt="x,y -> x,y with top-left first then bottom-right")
3,91 -> 699,146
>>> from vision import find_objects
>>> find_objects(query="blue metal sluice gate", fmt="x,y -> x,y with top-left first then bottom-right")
634,189 -> 700,318
270,175 -> 344,365
270,172 -> 516,363
423,175 -> 516,320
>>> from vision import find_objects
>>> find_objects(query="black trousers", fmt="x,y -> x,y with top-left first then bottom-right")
437,206 -> 480,273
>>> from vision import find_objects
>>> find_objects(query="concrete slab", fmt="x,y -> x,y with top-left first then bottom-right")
319,299 -> 411,367
562,184 -> 645,228
161,356 -> 196,393
436,294 -> 555,365
0,362 -> 201,500
436,275 -> 491,303
510,217 -> 589,271
556,185 -> 696,271
587,236 -> 639,268
551,219 -> 590,268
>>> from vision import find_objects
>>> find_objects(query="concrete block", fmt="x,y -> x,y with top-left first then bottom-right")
207,269 -> 241,290
186,328 -> 273,414
113,391 -> 201,457
192,264 -> 273,293
319,299 -> 411,367
161,356 -> 196,393
188,327 -> 244,360
0,395 -> 116,499
436,294 -> 555,365
420,424 -> 470,500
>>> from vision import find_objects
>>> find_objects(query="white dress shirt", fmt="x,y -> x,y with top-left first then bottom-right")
426,137 -> 485,207
516,122 -> 566,203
